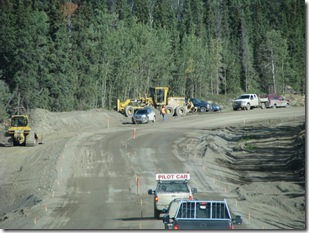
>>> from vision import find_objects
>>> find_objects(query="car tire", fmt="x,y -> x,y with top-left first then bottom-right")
200,106 -> 207,112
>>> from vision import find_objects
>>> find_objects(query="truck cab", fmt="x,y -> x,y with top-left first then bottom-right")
232,94 -> 259,110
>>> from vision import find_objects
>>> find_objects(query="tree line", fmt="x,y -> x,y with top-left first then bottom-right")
0,0 -> 305,116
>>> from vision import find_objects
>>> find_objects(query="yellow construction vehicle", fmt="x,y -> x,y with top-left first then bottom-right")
4,115 -> 43,146
116,87 -> 188,117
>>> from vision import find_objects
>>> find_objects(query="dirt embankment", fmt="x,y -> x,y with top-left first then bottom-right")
0,106 -> 305,229
176,117 -> 305,229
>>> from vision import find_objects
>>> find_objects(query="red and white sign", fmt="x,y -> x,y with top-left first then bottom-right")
156,173 -> 190,181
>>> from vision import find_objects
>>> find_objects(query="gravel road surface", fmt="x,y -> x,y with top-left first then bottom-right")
0,106 -> 305,230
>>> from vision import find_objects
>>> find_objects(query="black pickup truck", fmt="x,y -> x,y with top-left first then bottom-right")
162,199 -> 242,230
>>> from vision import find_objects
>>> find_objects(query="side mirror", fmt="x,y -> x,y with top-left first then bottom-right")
148,189 -> 154,195
234,215 -> 242,225
162,215 -> 170,224
191,188 -> 197,194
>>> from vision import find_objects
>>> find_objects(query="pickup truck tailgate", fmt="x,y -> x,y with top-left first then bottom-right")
157,192 -> 190,210
175,220 -> 231,230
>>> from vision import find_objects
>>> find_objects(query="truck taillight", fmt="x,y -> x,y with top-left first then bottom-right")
155,196 -> 158,202
228,222 -> 233,230
173,224 -> 179,230
189,195 -> 193,200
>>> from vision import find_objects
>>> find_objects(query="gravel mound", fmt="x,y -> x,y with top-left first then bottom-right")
28,108 -> 126,135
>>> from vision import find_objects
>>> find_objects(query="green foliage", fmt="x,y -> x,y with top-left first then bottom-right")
132,0 -> 149,24
233,134 -> 257,151
0,80 -> 10,119
180,34 -> 208,97
0,0 -> 305,112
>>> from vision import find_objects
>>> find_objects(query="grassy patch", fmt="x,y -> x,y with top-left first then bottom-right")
238,135 -> 255,142
233,135 -> 257,151
244,142 -> 256,150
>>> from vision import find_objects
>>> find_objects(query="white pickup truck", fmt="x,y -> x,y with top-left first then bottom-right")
232,93 -> 261,110
148,173 -> 197,219
232,93 -> 290,111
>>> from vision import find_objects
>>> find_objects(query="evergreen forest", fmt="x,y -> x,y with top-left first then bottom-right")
0,0 -> 305,115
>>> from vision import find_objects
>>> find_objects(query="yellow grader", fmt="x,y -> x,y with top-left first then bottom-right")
3,115 -> 43,147
116,87 -> 189,117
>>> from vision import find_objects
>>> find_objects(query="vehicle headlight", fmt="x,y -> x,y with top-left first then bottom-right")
241,101 -> 246,104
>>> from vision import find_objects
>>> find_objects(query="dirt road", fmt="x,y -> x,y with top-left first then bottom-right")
0,107 -> 305,230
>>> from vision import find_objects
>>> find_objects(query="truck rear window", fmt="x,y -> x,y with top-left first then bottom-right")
157,182 -> 189,193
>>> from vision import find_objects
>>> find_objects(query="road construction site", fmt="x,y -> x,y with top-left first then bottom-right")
0,106 -> 305,229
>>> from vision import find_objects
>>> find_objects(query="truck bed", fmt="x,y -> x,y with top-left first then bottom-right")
163,199 -> 241,230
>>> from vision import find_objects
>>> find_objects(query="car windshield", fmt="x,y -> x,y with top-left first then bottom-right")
238,95 -> 249,99
136,109 -> 148,115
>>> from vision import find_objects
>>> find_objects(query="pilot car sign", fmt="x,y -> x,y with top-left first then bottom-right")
156,173 -> 190,181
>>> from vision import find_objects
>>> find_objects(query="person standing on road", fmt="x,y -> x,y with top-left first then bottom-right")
160,105 -> 167,122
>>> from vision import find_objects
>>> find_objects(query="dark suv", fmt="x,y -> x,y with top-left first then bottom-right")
188,98 -> 210,112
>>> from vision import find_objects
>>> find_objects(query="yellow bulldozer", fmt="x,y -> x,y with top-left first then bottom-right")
116,87 -> 188,117
3,115 -> 43,147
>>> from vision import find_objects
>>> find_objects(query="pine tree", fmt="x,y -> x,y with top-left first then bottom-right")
259,29 -> 289,94
238,0 -> 258,93
132,0 -> 149,24
152,0 -> 173,29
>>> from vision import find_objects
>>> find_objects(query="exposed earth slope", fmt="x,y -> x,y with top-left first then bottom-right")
0,106 -> 305,230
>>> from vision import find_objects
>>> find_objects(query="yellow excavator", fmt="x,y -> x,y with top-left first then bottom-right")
116,86 -> 188,117
4,115 -> 43,146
